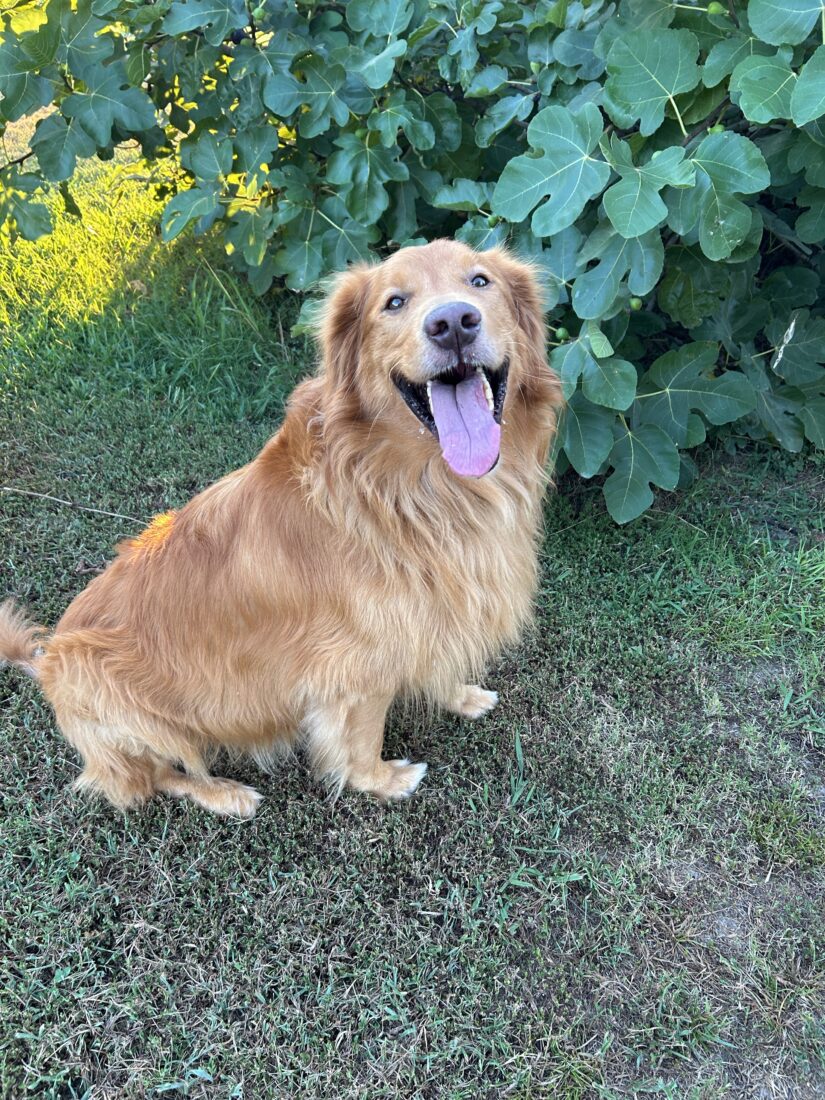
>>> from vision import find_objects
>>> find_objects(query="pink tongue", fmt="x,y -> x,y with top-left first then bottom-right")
429,373 -> 500,478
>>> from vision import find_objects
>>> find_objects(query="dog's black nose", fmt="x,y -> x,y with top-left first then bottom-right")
424,301 -> 481,352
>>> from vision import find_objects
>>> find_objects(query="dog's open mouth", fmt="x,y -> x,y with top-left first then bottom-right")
393,361 -> 509,478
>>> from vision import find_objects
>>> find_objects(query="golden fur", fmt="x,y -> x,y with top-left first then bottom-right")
0,240 -> 562,817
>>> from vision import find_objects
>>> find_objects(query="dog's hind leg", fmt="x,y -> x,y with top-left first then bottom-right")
154,765 -> 262,818
305,695 -> 427,801
52,709 -> 262,819
62,717 -> 164,810
62,718 -> 262,818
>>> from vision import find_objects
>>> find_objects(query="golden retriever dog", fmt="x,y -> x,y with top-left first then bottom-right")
0,239 -> 562,817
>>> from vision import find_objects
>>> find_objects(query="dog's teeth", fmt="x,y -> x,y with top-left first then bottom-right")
426,379 -> 433,414
479,369 -> 494,412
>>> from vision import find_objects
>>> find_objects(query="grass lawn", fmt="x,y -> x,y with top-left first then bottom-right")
1,150 -> 824,1099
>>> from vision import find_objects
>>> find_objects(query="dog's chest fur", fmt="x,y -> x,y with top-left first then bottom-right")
338,474 -> 543,699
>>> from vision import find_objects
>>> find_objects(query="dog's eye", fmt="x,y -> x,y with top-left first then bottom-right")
385,295 -> 406,311
470,274 -> 489,288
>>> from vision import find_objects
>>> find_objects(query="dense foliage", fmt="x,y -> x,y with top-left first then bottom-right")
2,0 -> 825,520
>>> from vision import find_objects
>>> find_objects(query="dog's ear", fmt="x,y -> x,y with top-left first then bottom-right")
319,264 -> 373,395
487,247 -> 547,355
489,247 -> 561,399
487,248 -> 562,463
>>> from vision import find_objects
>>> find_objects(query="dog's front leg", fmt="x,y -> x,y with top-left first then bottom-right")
305,695 -> 427,801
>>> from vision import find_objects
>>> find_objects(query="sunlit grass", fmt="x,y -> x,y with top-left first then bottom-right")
1,157 -> 307,420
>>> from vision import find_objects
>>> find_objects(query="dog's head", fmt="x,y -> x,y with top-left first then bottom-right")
318,239 -> 556,479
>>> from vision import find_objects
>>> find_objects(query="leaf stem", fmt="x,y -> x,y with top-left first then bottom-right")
669,95 -> 688,139
681,97 -> 731,146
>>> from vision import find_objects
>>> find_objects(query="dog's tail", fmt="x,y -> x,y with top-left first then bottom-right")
0,599 -> 46,679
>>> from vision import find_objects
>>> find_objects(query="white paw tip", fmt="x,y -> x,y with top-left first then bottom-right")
389,760 -> 428,799
232,786 -> 263,819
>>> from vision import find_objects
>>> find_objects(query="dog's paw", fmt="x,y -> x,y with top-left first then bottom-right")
447,685 -> 499,720
209,778 -> 263,819
362,758 -> 428,801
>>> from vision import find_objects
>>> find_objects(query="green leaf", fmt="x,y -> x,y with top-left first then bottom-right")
605,29 -> 700,136
162,0 -> 246,48
627,232 -> 664,296
703,33 -> 773,88
563,392 -> 616,477
58,179 -> 82,219
384,179 -> 418,243
261,68 -> 304,117
787,129 -> 825,187
161,187 -> 220,242
749,0 -> 825,46
19,7 -> 60,69
603,141 -> 694,238
582,355 -> 637,410
234,125 -> 279,191
768,309 -> 825,384
730,51 -> 795,123
62,61 -> 156,145
455,214 -> 507,250
432,178 -> 493,212
604,424 -> 680,524
551,337 -> 637,409
696,177 -> 753,261
693,131 -> 772,195
657,245 -> 728,328
540,226 -> 584,308
492,103 -> 610,236
745,360 -> 806,450
275,226 -> 326,291
465,65 -> 508,97
296,57 -> 351,139
182,131 -> 233,182
0,32 -> 55,122
31,113 -> 96,181
421,93 -> 462,153
367,90 -> 434,150
582,321 -> 614,359
692,269 -> 767,351
0,169 -> 51,241
320,196 -> 378,268
792,46 -> 825,126
572,229 -> 663,319
60,0 -> 115,77
551,340 -> 589,400
225,204 -> 274,267
637,341 -> 756,445
680,132 -> 770,261
475,95 -> 533,148
346,0 -> 413,37
795,186 -> 825,243
554,27 -> 604,81
352,39 -> 408,90
798,390 -> 825,447
326,133 -> 409,223
762,266 -> 820,314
